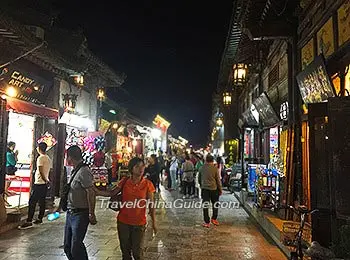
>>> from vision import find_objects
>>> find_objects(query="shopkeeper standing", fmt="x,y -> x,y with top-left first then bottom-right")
19,142 -> 51,229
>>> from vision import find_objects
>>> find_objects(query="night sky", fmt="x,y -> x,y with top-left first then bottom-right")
55,1 -> 233,147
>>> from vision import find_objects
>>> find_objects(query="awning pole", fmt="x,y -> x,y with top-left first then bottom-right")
0,41 -> 46,69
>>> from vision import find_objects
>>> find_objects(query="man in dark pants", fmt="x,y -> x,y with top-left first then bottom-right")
19,142 -> 51,229
64,145 -> 97,260
198,154 -> 222,228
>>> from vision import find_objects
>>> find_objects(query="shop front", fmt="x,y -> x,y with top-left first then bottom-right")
297,1 -> 350,253
0,60 -> 59,210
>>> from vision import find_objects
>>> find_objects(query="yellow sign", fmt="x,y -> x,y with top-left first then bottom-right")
153,114 -> 171,129
338,1 -> 350,47
301,38 -> 314,69
317,17 -> 334,58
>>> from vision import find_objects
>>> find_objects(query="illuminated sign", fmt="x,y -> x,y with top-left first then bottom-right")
0,63 -> 51,104
153,114 -> 171,132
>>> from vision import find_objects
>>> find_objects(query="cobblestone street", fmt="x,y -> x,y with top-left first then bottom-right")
0,188 -> 286,260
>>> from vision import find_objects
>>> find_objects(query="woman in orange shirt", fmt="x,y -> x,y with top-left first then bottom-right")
97,157 -> 157,260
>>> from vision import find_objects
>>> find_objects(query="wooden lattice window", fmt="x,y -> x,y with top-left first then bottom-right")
268,64 -> 279,88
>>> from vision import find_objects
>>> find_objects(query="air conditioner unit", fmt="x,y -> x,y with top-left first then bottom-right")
25,25 -> 45,41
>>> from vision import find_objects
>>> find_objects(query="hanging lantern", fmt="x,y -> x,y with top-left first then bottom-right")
97,88 -> 105,101
232,63 -> 248,86
223,92 -> 232,106
73,74 -> 84,87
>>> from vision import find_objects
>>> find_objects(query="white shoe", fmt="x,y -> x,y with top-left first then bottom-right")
182,195 -> 187,199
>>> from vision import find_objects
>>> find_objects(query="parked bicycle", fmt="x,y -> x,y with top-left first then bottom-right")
282,205 -> 342,260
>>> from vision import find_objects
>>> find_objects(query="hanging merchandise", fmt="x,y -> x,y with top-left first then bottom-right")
94,135 -> 106,151
37,132 -> 57,150
84,136 -> 95,152
66,128 -> 85,150
82,151 -> 94,166
93,151 -> 105,167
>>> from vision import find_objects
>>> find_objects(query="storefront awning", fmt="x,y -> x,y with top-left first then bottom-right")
6,97 -> 58,119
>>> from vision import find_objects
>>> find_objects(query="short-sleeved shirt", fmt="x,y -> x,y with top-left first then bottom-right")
34,154 -> 51,184
117,177 -> 155,226
68,165 -> 93,209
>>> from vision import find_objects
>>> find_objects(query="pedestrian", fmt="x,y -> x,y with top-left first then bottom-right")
19,142 -> 51,229
198,154 -> 222,228
105,148 -> 113,185
182,155 -> 195,199
194,154 -> 204,198
63,145 -> 97,260
169,151 -> 178,191
164,156 -> 171,189
145,154 -> 160,192
96,157 -> 157,260
5,141 -> 18,203
157,150 -> 165,183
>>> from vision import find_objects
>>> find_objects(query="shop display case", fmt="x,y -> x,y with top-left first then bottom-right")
255,167 -> 281,210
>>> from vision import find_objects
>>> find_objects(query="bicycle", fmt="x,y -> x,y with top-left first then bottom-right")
282,205 -> 341,260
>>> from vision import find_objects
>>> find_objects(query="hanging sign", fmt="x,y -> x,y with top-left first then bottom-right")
37,132 -> 57,151
0,64 -> 52,104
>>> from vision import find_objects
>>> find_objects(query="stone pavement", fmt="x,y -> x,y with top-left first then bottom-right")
0,188 -> 286,260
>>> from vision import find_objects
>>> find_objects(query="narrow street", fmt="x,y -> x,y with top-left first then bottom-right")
0,188 -> 286,260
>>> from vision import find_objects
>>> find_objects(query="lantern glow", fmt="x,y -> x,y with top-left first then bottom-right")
223,92 -> 232,106
233,64 -> 248,86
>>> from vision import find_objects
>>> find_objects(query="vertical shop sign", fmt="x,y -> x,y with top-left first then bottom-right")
225,139 -> 238,165
301,38 -> 315,70
317,17 -> 335,58
338,1 -> 350,47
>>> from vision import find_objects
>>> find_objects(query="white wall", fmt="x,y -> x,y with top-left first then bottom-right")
59,79 -> 97,130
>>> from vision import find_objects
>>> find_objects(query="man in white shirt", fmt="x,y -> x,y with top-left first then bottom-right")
19,142 -> 51,229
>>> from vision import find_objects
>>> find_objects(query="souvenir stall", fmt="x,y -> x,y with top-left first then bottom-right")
82,133 -> 108,189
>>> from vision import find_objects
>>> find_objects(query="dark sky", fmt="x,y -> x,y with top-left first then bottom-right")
56,1 -> 233,147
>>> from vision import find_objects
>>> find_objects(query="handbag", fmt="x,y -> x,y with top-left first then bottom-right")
108,177 -> 129,212
61,163 -> 86,212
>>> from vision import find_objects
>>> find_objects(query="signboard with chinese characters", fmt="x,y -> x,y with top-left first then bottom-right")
296,55 -> 335,104
225,139 -> 239,166
301,38 -> 314,69
317,17 -> 334,58
338,1 -> 350,47
0,61 -> 52,104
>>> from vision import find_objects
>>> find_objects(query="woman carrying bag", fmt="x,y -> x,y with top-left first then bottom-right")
96,157 -> 157,260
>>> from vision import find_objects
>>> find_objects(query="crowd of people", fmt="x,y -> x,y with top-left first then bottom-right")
8,144 -> 225,260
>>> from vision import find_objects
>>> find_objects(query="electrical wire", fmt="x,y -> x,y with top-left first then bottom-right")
272,0 -> 288,17
0,41 -> 46,69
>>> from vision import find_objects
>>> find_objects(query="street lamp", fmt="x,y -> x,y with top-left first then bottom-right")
223,91 -> 232,106
232,63 -> 248,86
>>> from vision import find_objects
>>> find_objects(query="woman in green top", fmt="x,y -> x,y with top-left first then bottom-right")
5,142 -> 18,202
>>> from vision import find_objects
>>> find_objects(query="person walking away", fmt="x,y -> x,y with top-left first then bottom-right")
164,156 -> 171,189
194,155 -> 204,198
189,153 -> 197,197
105,149 -> 113,186
96,157 -> 157,260
157,150 -> 165,184
182,155 -> 194,199
19,142 -> 51,229
169,152 -> 178,191
198,154 -> 222,228
145,154 -> 160,192
63,145 -> 97,260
